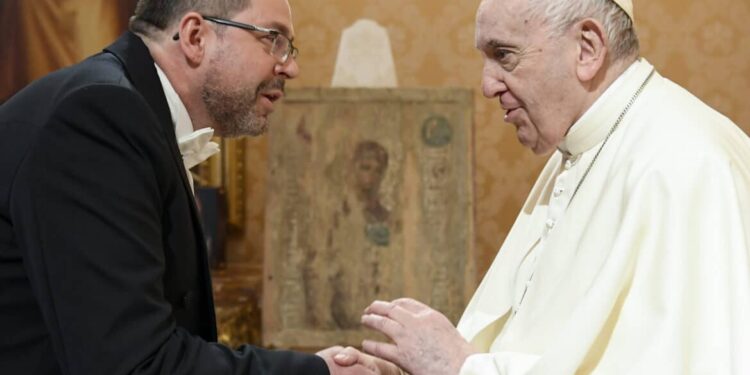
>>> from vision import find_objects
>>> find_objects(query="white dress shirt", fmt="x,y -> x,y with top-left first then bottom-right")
154,63 -> 219,192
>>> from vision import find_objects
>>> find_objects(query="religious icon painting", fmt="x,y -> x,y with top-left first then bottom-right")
263,88 -> 475,349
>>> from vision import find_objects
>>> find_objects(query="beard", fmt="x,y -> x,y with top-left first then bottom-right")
201,63 -> 285,138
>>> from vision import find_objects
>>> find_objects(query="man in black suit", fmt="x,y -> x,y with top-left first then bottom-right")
0,0 -> 372,373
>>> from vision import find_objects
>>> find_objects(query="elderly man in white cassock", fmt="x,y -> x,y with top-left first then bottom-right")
324,0 -> 750,373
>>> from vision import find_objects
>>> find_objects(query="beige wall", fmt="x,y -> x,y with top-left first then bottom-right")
239,0 -> 750,279
2,0 -> 748,280
0,0 -> 137,101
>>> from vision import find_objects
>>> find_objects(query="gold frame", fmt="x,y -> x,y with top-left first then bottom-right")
197,138 -> 246,231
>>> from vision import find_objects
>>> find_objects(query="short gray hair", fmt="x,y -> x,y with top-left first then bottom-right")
526,0 -> 639,61
129,0 -> 252,37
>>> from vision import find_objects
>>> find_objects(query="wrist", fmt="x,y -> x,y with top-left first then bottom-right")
453,344 -> 478,374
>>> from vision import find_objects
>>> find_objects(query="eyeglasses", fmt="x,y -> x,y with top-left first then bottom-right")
172,15 -> 299,64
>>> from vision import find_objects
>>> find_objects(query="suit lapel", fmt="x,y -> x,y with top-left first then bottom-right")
103,32 -> 194,198
103,33 -> 217,337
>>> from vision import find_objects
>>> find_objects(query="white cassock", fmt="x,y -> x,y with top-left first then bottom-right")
457,59 -> 750,374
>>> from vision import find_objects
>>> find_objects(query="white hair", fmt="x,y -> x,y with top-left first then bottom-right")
526,0 -> 639,61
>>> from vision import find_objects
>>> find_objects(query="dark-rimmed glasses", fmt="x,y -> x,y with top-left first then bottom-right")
172,15 -> 298,64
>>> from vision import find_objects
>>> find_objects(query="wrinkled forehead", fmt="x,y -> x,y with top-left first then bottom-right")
475,0 -> 537,48
245,0 -> 295,37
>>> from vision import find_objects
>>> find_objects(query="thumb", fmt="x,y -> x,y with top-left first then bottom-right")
333,346 -> 363,366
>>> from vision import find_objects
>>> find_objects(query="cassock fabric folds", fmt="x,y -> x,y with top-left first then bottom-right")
457,59 -> 750,374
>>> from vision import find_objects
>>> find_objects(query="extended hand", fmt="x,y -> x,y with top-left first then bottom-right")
330,345 -> 402,375
317,346 -> 378,375
361,298 -> 477,375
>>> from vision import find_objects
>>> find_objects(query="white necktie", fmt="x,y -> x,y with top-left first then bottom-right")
177,128 -> 220,191
178,127 -> 220,169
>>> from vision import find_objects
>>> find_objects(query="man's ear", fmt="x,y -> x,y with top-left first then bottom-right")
175,12 -> 210,67
575,18 -> 608,82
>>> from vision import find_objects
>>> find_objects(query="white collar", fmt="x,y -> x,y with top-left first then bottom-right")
154,63 -> 195,139
558,58 -> 655,156
154,63 -> 220,189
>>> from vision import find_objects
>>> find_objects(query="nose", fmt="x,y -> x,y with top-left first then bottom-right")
481,61 -> 506,99
275,56 -> 300,79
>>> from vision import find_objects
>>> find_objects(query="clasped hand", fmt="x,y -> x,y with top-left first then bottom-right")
318,298 -> 476,375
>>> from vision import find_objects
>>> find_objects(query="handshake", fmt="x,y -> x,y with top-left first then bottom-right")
315,298 -> 477,375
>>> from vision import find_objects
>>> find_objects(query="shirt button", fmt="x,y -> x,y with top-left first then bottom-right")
564,160 -> 573,170
553,186 -> 564,197
546,219 -> 556,230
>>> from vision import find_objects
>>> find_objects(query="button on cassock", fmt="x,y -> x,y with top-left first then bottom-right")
545,219 -> 556,230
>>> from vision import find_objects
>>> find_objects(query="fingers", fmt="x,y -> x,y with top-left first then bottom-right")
317,345 -> 345,358
317,346 -> 345,370
364,300 -> 393,315
392,298 -> 430,313
393,298 -> 453,325
321,347 -> 379,375
361,312 -> 404,339
365,300 -> 413,323
332,346 -> 362,366
362,339 -> 400,366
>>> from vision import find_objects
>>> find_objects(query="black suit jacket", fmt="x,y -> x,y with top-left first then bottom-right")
0,32 -> 328,375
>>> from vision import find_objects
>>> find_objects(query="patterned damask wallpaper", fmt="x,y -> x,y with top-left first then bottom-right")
238,0 -> 750,280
